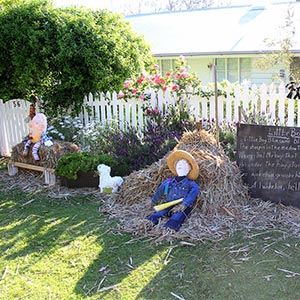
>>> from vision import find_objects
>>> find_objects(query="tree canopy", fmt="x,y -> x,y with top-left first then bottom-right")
0,0 -> 154,115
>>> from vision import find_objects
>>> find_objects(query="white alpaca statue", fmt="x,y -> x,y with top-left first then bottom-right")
97,164 -> 123,193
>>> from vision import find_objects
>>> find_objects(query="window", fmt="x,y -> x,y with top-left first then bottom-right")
216,57 -> 252,83
215,58 -> 226,81
159,59 -> 175,75
240,58 -> 251,82
227,58 -> 239,82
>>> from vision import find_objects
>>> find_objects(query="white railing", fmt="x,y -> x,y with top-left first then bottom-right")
0,82 -> 296,156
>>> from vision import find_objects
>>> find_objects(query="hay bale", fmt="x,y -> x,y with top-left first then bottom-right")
175,130 -> 250,215
99,129 -> 256,241
11,140 -> 80,169
117,129 -> 249,215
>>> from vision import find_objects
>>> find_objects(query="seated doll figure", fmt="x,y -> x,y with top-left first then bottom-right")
147,150 -> 200,231
23,113 -> 53,161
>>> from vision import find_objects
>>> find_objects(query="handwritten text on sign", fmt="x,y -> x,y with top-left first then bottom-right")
237,124 -> 300,208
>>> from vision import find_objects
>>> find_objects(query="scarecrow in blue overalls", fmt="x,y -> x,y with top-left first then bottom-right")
147,150 -> 200,231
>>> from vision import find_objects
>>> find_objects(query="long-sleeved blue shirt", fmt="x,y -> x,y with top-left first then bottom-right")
151,176 -> 199,208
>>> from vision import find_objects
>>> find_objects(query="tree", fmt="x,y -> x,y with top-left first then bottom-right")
255,5 -> 300,83
0,0 -> 25,10
0,0 -> 154,115
121,0 -> 232,15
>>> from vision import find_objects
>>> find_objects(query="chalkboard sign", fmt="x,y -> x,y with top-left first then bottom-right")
237,123 -> 300,208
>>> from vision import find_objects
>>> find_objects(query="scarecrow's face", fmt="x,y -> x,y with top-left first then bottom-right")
175,159 -> 191,177
29,115 -> 46,143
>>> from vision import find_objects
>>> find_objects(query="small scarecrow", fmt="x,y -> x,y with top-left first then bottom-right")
147,150 -> 200,231
23,113 -> 53,161
286,82 -> 300,99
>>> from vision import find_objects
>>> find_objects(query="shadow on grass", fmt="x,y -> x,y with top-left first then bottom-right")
0,191 -> 101,262
1,186 -> 300,300
0,186 -> 172,298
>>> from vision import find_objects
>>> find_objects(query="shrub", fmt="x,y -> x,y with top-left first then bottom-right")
218,122 -> 237,161
47,116 -> 83,142
55,152 -> 116,180
142,104 -> 194,164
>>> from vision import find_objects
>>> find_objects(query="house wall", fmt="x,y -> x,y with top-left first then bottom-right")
185,56 -> 213,84
157,54 -> 295,86
251,57 -> 286,85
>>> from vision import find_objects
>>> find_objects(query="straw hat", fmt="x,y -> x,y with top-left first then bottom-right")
167,150 -> 199,180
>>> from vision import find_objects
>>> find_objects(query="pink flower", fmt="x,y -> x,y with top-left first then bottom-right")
179,55 -> 185,60
174,74 -> 180,79
137,77 -> 144,84
153,108 -> 159,115
154,75 -> 161,84
117,91 -> 124,98
181,72 -> 188,78
139,94 -> 145,100
162,86 -> 167,91
123,80 -> 132,89
179,67 -> 186,73
149,75 -> 154,82
145,109 -> 152,115
172,85 -> 178,91
132,89 -> 138,94
165,71 -> 171,77
154,64 -> 159,70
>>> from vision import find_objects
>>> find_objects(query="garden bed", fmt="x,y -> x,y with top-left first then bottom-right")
2,130 -> 300,243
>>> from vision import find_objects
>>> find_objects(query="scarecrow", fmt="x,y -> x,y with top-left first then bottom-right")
147,150 -> 200,231
23,113 -> 53,161
286,82 -> 300,99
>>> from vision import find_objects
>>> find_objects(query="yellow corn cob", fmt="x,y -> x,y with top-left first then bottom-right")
153,198 -> 183,212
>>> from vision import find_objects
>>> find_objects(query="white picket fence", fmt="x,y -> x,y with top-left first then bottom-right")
0,99 -> 32,156
79,82 -> 292,129
0,82 -> 297,156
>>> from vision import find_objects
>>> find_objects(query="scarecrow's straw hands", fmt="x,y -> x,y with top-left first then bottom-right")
172,203 -> 186,213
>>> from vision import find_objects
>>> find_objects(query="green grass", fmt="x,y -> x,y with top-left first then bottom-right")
1,180 -> 300,299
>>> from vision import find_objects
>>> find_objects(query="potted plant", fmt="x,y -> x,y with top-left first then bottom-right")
55,152 -> 116,188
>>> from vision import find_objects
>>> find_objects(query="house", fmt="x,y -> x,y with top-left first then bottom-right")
126,1 -> 300,86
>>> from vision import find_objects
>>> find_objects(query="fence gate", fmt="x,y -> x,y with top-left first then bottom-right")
0,99 -> 30,156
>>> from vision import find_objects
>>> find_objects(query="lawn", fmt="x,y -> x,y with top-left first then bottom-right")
1,167 -> 300,300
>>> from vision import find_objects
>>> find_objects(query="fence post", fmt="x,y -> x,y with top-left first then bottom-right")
0,99 -> 8,156
213,65 -> 219,144
278,82 -> 286,125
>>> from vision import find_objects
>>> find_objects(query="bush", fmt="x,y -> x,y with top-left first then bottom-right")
47,116 -> 83,142
142,104 -> 194,164
55,152 -> 116,180
0,2 -> 154,116
51,101 -> 196,174
219,122 -> 237,161
202,119 -> 237,161
74,122 -> 144,174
